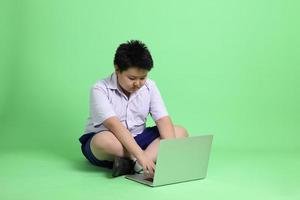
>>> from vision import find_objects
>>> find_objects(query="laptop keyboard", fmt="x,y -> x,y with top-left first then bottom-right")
144,177 -> 153,182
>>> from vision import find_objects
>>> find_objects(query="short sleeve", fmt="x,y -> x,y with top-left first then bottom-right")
149,81 -> 169,121
90,83 -> 116,127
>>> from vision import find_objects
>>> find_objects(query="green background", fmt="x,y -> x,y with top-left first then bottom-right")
1,0 -> 299,199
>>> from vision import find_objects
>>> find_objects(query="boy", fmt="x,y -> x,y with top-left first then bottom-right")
79,40 -> 188,178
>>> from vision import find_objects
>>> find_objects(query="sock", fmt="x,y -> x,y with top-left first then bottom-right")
132,158 -> 143,174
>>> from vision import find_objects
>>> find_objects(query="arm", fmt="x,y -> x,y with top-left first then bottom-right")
148,80 -> 174,139
155,116 -> 176,139
103,116 -> 143,159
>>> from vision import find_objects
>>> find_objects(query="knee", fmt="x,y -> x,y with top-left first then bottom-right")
91,131 -> 124,154
174,125 -> 189,138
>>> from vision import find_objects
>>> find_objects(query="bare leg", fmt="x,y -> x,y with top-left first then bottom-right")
90,131 -> 130,161
144,138 -> 160,161
144,125 -> 189,162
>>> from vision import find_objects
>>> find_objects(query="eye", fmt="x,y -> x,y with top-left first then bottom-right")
128,77 -> 135,80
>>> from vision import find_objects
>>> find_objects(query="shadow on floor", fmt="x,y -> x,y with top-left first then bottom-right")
73,158 -> 111,173
36,142 -> 114,178
67,155 -> 113,178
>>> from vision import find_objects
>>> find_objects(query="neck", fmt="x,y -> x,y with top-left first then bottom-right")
122,88 -> 130,98
117,81 -> 130,98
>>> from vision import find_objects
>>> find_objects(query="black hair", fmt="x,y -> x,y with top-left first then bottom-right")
113,40 -> 153,72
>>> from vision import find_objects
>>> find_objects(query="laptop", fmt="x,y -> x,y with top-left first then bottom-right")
125,135 -> 213,187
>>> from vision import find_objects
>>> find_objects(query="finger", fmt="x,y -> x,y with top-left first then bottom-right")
148,165 -> 154,177
143,165 -> 147,175
143,167 -> 149,177
151,161 -> 156,171
148,161 -> 155,177
143,164 -> 151,177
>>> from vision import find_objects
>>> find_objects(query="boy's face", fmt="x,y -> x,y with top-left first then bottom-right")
115,66 -> 148,95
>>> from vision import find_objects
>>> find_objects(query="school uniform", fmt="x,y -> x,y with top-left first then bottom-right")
79,73 -> 168,168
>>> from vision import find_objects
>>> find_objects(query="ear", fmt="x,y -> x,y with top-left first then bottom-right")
114,65 -> 120,74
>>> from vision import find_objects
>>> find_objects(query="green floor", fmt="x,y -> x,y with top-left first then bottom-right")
1,147 -> 299,200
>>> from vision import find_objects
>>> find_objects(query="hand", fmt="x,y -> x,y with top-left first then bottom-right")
136,152 -> 156,177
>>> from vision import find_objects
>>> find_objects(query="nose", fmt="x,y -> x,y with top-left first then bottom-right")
134,81 -> 141,88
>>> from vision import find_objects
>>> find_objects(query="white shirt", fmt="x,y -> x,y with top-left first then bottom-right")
84,73 -> 168,136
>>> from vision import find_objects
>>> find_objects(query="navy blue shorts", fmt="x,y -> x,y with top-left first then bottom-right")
79,126 -> 160,169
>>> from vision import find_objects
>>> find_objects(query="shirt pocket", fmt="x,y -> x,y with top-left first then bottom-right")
110,94 -> 127,120
131,97 -> 150,126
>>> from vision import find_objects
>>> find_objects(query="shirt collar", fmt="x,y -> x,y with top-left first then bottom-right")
107,72 -> 118,90
108,72 -> 132,100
